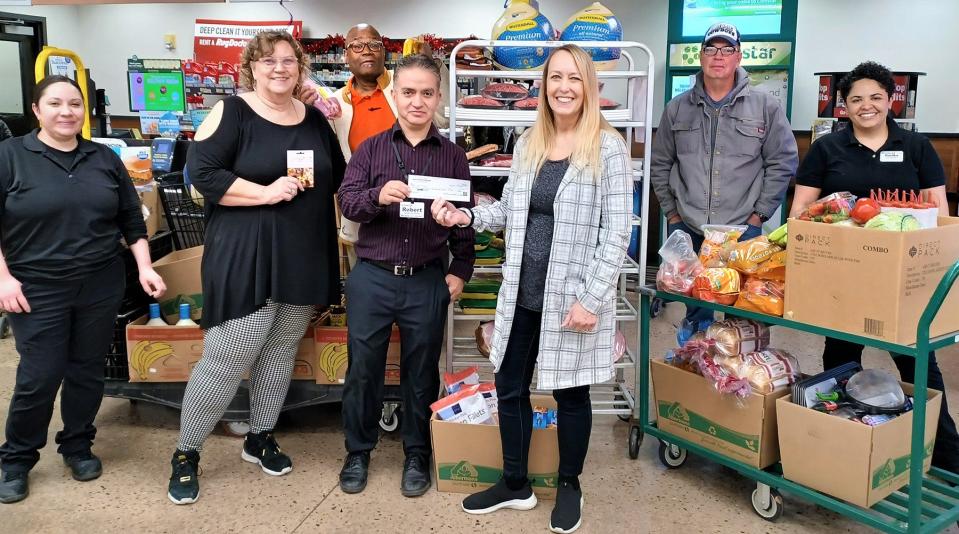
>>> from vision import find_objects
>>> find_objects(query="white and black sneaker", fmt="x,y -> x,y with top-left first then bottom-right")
549,480 -> 584,533
167,450 -> 200,505
241,431 -> 293,476
462,478 -> 537,514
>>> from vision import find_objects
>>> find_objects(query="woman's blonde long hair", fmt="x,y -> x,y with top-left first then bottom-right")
520,44 -> 617,179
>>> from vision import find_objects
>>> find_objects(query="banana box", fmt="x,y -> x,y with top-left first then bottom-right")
126,317 -> 204,382
292,327 -> 317,380
314,325 -> 401,385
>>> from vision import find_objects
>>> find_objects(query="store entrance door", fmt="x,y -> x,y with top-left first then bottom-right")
0,12 -> 46,137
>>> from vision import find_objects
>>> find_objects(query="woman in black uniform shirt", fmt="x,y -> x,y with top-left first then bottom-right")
0,76 -> 166,503
791,61 -> 958,475
167,31 -> 345,505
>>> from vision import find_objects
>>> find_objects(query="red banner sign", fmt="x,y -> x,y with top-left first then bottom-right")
194,19 -> 303,65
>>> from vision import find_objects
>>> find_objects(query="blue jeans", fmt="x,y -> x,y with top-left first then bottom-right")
666,219 -> 763,324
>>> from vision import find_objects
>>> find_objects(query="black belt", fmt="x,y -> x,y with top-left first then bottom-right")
363,259 -> 440,277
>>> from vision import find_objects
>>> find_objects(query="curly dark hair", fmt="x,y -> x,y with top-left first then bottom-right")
838,61 -> 896,100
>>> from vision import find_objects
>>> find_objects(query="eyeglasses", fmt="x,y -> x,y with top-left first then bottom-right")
257,57 -> 299,69
347,40 -> 384,53
702,45 -> 738,57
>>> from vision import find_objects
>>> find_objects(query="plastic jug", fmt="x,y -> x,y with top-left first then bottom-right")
560,2 -> 623,70
491,0 -> 554,70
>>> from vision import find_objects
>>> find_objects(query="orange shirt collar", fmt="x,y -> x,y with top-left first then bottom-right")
345,70 -> 392,106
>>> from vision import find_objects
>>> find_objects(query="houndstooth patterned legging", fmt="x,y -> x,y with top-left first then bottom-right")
176,300 -> 315,451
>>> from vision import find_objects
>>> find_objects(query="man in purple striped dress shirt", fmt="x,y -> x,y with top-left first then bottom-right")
336,55 -> 475,497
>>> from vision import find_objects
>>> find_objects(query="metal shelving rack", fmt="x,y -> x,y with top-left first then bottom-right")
445,40 -> 654,418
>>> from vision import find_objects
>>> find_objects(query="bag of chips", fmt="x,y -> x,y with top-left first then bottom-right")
706,319 -> 771,358
699,225 -> 747,268
727,236 -> 783,275
734,278 -> 786,316
754,250 -> 787,281
691,268 -> 741,305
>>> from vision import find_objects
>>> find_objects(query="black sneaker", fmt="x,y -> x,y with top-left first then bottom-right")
0,471 -> 28,504
241,431 -> 293,476
549,480 -> 584,533
339,451 -> 370,494
63,451 -> 102,481
462,478 -> 537,514
400,454 -> 431,497
167,449 -> 200,505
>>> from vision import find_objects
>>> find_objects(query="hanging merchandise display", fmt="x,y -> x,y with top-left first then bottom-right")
491,0 -> 555,69
559,2 -> 623,70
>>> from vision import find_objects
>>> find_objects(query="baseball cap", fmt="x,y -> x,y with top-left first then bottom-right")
702,22 -> 740,47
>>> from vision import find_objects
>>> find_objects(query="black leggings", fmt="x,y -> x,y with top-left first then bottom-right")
495,305 -> 591,486
824,337 -> 959,472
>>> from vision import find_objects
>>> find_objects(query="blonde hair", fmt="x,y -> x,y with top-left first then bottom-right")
521,44 -> 618,179
239,31 -> 310,92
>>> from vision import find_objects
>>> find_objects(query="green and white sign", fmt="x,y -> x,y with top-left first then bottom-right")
669,41 -> 792,68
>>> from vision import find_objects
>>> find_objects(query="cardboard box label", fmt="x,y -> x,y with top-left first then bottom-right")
872,441 -> 933,490
436,460 -> 557,490
658,401 -> 760,453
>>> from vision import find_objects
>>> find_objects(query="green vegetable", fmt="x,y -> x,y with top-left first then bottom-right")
864,212 -> 921,232
769,223 -> 787,246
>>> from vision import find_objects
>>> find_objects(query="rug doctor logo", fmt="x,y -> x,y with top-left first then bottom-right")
908,240 -> 941,258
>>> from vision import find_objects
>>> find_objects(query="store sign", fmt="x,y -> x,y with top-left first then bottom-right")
668,42 -> 792,68
194,19 -> 303,65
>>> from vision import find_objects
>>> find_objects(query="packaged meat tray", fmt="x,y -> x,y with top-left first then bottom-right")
458,95 -> 506,109
481,83 -> 529,102
514,97 -> 539,110
599,98 -> 620,110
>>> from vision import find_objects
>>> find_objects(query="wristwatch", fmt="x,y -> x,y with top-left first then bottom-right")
753,211 -> 770,223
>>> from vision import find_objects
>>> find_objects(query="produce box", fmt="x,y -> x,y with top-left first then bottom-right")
126,316 -> 317,382
314,322 -> 400,385
777,383 -> 941,508
651,359 -> 788,469
784,217 -> 959,345
151,246 -> 204,324
431,395 -> 558,499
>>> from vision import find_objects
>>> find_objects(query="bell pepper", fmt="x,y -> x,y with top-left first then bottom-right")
850,198 -> 881,224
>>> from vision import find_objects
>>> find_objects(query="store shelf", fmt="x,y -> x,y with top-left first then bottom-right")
449,107 -> 639,128
469,165 -> 645,180
452,69 -> 648,79
466,255 -> 639,278
453,294 -> 637,322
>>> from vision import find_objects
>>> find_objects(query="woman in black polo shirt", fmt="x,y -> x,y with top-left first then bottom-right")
790,61 -> 958,475
0,76 -> 166,503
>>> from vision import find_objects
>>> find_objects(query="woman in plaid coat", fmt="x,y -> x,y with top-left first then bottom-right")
432,44 -> 632,534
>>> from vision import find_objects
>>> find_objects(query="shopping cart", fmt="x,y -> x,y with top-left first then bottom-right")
155,172 -> 205,249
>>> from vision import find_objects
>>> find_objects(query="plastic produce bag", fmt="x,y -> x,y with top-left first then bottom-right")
736,349 -> 801,394
691,268 -> 741,305
796,191 -> 856,223
734,277 -> 785,316
706,319 -> 770,358
656,229 -> 703,295
699,225 -> 747,268
665,338 -> 715,375
491,0 -> 555,70
727,236 -> 783,275
864,212 -> 921,232
559,2 -> 623,70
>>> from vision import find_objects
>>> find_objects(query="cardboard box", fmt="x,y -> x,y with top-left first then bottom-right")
138,185 -> 163,237
127,315 -> 317,382
126,316 -> 204,382
651,359 -> 788,469
314,325 -> 401,385
431,395 -> 559,499
777,384 -> 941,508
152,246 -> 204,324
785,218 -> 959,345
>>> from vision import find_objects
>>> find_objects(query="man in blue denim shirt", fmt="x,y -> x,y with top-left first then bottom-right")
650,22 -> 798,338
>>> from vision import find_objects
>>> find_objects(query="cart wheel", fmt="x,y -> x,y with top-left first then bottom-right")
628,426 -> 642,459
221,420 -> 251,438
751,486 -> 784,522
657,440 -> 687,468
379,403 -> 400,433
0,315 -> 9,339
618,414 -> 632,422
649,298 -> 665,318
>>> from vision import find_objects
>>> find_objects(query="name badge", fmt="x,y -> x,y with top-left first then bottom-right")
879,150 -> 904,163
399,201 -> 425,219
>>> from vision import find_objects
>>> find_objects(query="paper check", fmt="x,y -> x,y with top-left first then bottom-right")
407,174 -> 471,203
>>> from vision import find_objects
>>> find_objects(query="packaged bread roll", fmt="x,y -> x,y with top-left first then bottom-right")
705,319 -> 770,358
737,349 -> 800,394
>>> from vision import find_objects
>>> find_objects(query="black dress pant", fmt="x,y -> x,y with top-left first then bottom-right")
496,305 -> 592,485
342,261 -> 450,457
823,337 -> 959,472
0,258 -> 125,473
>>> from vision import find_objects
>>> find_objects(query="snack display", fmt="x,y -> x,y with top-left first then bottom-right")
656,229 -> 703,295
691,268 -> 741,305
727,236 -> 783,275
734,278 -> 786,316
699,225 -> 746,268
706,319 -> 770,358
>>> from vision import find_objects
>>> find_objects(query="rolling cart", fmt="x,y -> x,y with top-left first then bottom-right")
103,173 -> 403,434
629,261 -> 959,533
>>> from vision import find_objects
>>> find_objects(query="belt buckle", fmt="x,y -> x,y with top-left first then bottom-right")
393,265 -> 412,276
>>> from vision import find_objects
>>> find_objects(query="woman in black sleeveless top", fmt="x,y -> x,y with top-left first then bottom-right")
167,31 -> 344,505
